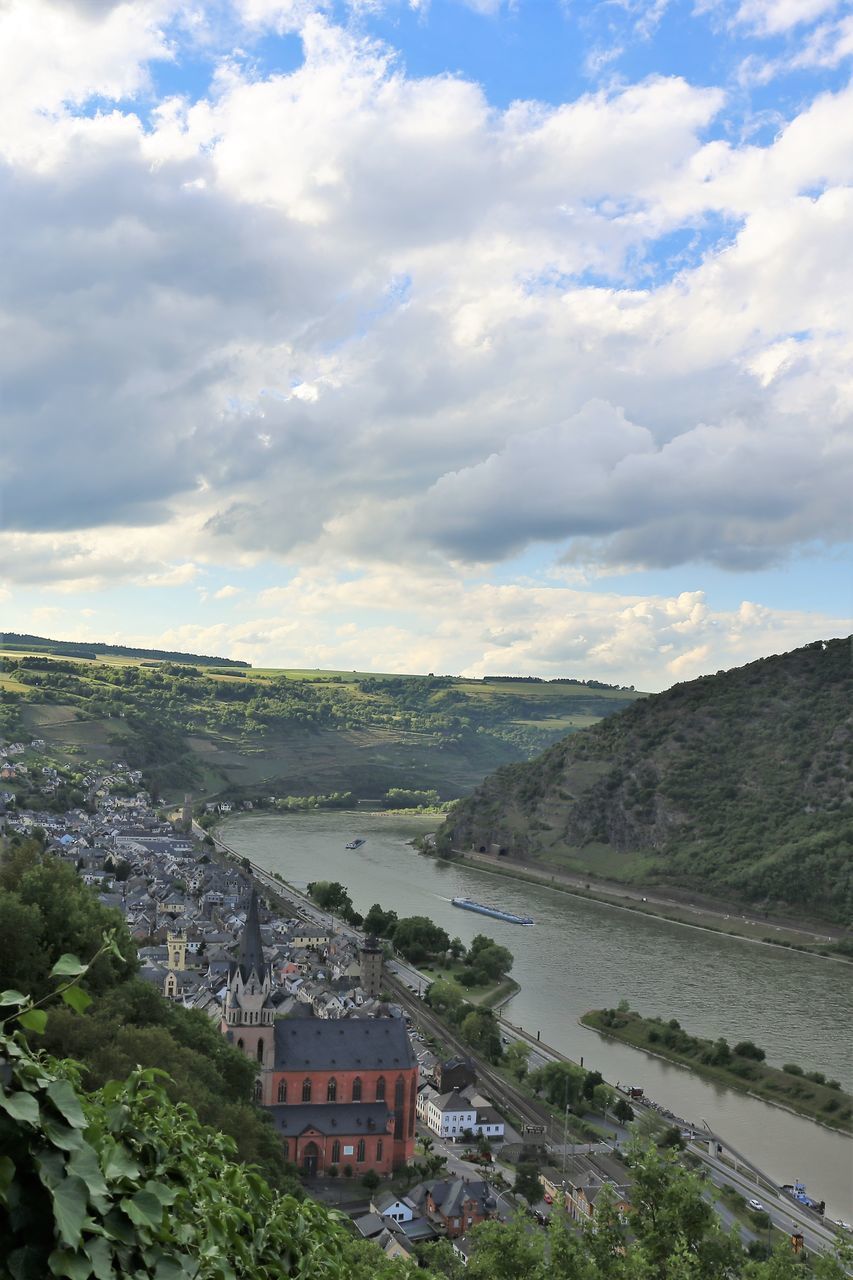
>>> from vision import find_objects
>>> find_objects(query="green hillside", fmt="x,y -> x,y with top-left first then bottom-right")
438,637 -> 853,923
0,644 -> 639,804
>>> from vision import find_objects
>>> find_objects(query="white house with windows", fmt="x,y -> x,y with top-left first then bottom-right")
425,1089 -> 477,1139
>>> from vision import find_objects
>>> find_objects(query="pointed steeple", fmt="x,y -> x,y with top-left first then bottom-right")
235,887 -> 267,982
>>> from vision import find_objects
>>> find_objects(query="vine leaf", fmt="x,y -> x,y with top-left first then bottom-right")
0,1091 -> 40,1125
61,987 -> 92,1016
122,1188 -> 164,1229
0,990 -> 28,1007
47,1247 -> 93,1280
101,1138 -> 140,1182
50,1174 -> 89,1247
47,1079 -> 87,1129
17,1009 -> 48,1035
50,956 -> 89,979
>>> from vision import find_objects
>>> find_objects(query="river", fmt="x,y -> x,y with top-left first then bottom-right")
220,809 -> 853,1219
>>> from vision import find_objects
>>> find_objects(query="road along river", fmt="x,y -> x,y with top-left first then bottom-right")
220,810 -> 853,1220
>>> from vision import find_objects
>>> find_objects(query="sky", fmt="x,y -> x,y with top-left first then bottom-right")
1,0 -> 851,690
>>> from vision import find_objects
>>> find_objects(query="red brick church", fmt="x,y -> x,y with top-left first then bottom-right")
222,890 -> 418,1175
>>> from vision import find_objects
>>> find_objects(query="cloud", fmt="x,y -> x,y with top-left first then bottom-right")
213,584 -> 242,598
78,570 -> 849,690
733,0 -> 840,36
0,1 -> 851,626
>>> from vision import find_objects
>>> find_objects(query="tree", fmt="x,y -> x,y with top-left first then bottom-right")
307,880 -> 353,915
449,936 -> 466,961
625,1140 -> 743,1280
513,1163 -> 542,1204
582,1070 -> 604,1101
734,1041 -> 766,1061
415,1239 -> 467,1279
613,1098 -> 634,1124
462,934 -> 514,984
503,1040 -> 530,1082
391,916 -> 450,963
466,1215 -> 545,1278
363,903 -> 398,937
425,978 -> 467,1022
592,1082 -> 615,1115
362,1169 -> 380,1191
459,1009 -> 503,1062
528,1060 -> 585,1108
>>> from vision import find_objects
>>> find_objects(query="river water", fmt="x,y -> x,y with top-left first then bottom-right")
220,810 -> 853,1218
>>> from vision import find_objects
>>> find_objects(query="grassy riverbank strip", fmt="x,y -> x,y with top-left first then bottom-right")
441,849 -> 850,961
580,1009 -> 853,1135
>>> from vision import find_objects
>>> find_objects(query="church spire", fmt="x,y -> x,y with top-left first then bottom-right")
235,887 -> 267,982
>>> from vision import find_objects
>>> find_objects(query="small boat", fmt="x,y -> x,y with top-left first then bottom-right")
451,896 -> 534,926
345,838 -> 366,850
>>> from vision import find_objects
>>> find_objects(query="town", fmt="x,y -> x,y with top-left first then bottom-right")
1,741 -> 847,1271
2,753 -> 597,1266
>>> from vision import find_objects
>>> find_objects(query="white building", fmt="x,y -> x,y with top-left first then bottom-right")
425,1089 -> 477,1139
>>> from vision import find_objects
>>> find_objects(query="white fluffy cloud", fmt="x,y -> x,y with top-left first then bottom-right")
1,1 -> 851,684
114,573 -> 847,689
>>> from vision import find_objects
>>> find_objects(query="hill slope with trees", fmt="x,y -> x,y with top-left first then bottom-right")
438,638 -> 852,923
0,644 -> 639,803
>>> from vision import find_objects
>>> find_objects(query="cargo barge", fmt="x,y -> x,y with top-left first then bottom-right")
451,897 -> 534,926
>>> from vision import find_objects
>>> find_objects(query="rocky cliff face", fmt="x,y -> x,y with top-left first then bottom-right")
439,637 -> 853,920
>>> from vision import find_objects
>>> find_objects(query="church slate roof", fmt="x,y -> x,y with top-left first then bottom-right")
267,1103 -> 392,1136
233,887 -> 267,982
273,1016 -> 416,1071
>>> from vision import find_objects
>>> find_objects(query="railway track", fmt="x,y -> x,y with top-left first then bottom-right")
384,972 -> 565,1150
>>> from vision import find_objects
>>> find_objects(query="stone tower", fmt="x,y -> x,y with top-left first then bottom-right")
166,927 -> 187,972
221,888 -> 276,1099
359,934 -> 383,998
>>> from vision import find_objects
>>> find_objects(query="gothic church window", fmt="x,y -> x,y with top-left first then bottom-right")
302,1078 -> 312,1102
327,1077 -> 337,1102
277,1080 -> 287,1103
352,1076 -> 362,1101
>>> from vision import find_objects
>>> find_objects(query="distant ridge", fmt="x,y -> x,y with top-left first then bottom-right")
0,632 -> 250,668
439,637 -> 853,922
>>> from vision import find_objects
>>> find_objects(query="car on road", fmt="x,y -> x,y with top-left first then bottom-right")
543,1194 -> 553,1205
748,1199 -> 765,1212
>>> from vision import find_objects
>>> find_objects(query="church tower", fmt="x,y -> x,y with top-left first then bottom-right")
166,927 -> 187,972
359,934 -> 383,998
222,888 -> 276,1099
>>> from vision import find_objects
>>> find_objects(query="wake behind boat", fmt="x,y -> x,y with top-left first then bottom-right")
451,896 -> 534,926
345,837 -> 366,850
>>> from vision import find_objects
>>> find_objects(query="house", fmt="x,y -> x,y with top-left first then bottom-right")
412,1178 -> 497,1239
563,1153 -> 633,1223
371,1192 -> 416,1224
425,1088 -> 476,1140
435,1057 -> 477,1093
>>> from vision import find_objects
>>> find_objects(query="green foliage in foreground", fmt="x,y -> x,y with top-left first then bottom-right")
0,837 -> 298,1188
582,1008 -> 852,1135
2,979 -> 851,1280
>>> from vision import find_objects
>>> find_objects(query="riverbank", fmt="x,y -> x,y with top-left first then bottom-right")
443,848 -> 849,961
580,1009 -> 853,1136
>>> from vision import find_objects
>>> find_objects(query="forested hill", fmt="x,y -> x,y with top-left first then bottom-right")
438,638 -> 853,923
1,632 -> 250,667
0,647 -> 639,804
